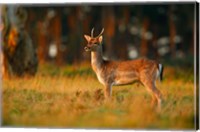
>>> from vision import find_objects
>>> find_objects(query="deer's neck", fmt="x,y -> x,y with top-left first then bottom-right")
91,46 -> 103,72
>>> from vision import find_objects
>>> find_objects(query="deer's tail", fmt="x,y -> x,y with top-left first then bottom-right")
157,63 -> 164,81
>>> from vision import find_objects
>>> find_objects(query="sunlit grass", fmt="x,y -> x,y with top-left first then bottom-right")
2,63 -> 195,129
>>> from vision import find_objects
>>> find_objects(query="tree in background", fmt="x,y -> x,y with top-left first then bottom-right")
1,5 -> 38,77
102,6 -> 116,59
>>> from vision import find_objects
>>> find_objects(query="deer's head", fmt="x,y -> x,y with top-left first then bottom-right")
84,28 -> 104,52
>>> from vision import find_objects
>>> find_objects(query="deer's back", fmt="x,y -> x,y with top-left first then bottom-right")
99,58 -> 158,85
104,58 -> 157,72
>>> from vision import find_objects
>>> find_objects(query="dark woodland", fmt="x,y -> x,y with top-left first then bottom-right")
1,3 -> 196,76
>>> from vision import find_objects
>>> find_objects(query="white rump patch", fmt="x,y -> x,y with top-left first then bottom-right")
156,64 -> 162,80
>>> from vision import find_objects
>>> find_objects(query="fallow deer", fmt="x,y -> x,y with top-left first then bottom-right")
84,28 -> 164,108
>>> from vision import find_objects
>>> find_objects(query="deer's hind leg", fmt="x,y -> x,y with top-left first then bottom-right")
152,84 -> 162,110
141,78 -> 162,109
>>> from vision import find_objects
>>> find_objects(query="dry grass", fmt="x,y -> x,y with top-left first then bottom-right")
2,63 -> 195,129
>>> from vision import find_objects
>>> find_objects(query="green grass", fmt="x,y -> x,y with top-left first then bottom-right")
2,63 -> 195,129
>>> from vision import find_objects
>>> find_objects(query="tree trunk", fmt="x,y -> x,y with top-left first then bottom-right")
37,21 -> 48,64
102,6 -> 116,59
52,10 -> 62,66
1,5 -> 38,77
115,7 -> 130,60
140,17 -> 149,57
169,5 -> 176,57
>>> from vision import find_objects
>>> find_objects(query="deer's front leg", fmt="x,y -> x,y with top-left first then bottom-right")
104,84 -> 112,99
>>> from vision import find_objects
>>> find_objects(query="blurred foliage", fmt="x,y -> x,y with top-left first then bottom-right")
1,3 -> 196,78
14,3 -> 195,66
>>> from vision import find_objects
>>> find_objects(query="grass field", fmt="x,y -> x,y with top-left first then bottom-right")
2,63 -> 195,129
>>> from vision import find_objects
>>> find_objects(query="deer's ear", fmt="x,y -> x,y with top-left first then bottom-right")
98,36 -> 103,44
84,35 -> 91,42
